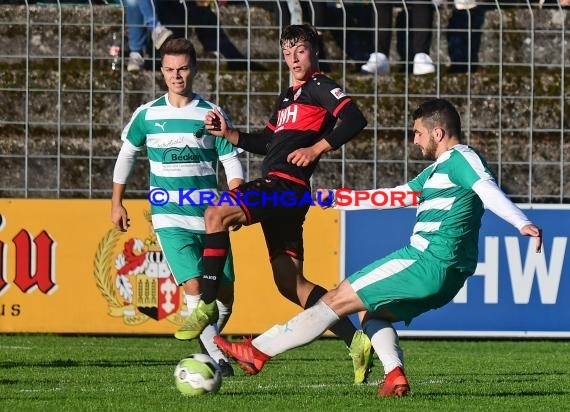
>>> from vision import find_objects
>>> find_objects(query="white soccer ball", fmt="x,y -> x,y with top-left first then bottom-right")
174,353 -> 222,396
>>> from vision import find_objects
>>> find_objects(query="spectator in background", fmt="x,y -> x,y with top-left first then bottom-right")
157,0 -> 265,71
125,0 -> 174,72
362,0 -> 436,76
447,0 -> 487,73
539,0 -> 570,5
278,0 -> 373,72
325,2 -> 375,67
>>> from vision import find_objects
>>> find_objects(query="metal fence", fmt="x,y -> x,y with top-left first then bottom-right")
0,0 -> 568,202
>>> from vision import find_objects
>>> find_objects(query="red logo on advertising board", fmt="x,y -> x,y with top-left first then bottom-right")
93,213 -> 186,326
0,229 -> 56,296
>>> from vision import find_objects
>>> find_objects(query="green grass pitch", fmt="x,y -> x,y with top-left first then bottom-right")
1,335 -> 569,411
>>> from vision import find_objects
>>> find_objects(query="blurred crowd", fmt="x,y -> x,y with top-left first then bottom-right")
9,0 -> 570,74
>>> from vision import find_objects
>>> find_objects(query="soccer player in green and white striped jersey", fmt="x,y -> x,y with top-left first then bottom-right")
111,38 -> 243,376
212,98 -> 543,396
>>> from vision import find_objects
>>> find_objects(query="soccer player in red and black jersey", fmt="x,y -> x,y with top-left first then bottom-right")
177,23 -> 371,383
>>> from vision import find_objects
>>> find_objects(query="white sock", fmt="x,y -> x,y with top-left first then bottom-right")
252,300 -> 339,357
215,300 -> 232,332
365,318 -> 404,375
198,300 -> 232,363
183,293 -> 226,362
184,293 -> 201,313
200,323 -> 229,363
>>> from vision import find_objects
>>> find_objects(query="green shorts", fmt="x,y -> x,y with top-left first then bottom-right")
155,227 -> 235,286
348,245 -> 471,325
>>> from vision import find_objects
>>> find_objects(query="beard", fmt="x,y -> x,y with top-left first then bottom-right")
422,135 -> 438,160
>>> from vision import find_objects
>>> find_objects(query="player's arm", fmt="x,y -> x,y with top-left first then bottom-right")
111,183 -> 129,232
219,153 -> 245,231
236,128 -> 272,155
288,101 -> 367,166
111,140 -> 140,232
472,179 -> 542,252
323,101 -> 367,150
220,154 -> 245,190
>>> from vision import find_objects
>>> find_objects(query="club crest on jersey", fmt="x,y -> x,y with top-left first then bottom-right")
293,87 -> 302,101
330,88 -> 346,100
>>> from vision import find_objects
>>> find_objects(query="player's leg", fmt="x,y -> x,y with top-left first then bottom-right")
180,201 -> 245,340
155,229 -> 220,342
263,212 -> 373,384
200,180 -> 260,305
361,313 -> 409,397
214,279 -> 367,375
198,281 -> 235,377
348,246 -> 467,396
181,277 -> 233,377
198,245 -> 236,376
345,246 -> 421,396
159,229 -> 236,375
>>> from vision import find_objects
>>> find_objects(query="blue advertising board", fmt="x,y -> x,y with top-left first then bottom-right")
342,206 -> 569,338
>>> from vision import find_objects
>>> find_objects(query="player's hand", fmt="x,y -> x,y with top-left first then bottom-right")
205,107 -> 226,136
314,188 -> 334,209
520,224 -> 542,253
287,147 -> 319,167
111,205 -> 130,232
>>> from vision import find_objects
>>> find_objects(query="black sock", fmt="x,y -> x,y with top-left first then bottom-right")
305,285 -> 357,346
201,231 -> 230,304
361,314 -> 373,338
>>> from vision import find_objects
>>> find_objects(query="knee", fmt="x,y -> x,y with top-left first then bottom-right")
204,205 -> 243,232
204,206 -> 225,231
321,280 -> 360,316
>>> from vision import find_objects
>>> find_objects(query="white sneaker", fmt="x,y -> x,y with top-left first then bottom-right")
413,53 -> 435,75
127,51 -> 144,72
361,52 -> 390,74
151,24 -> 174,50
454,0 -> 477,10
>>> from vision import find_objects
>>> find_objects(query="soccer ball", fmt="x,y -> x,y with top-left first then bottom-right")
173,353 -> 222,396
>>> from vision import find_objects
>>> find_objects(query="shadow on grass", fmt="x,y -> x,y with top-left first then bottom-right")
0,359 -> 174,369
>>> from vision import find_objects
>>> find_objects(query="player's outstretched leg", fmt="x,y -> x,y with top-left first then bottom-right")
214,336 -> 272,375
378,367 -> 410,397
174,299 -> 219,341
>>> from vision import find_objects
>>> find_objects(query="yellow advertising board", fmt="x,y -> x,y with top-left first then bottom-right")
0,199 -> 340,335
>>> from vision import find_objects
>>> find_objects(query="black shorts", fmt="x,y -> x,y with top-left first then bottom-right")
229,172 -> 311,261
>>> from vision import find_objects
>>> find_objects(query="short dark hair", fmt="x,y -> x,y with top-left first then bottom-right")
160,37 -> 197,67
279,24 -> 319,51
412,98 -> 462,139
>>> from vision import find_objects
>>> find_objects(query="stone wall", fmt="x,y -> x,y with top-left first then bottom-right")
0,3 -> 568,202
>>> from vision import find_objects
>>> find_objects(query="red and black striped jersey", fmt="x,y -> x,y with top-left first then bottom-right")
238,72 -> 358,186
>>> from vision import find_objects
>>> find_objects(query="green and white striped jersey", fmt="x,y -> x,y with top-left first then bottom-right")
121,93 -> 240,233
407,144 -> 494,272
